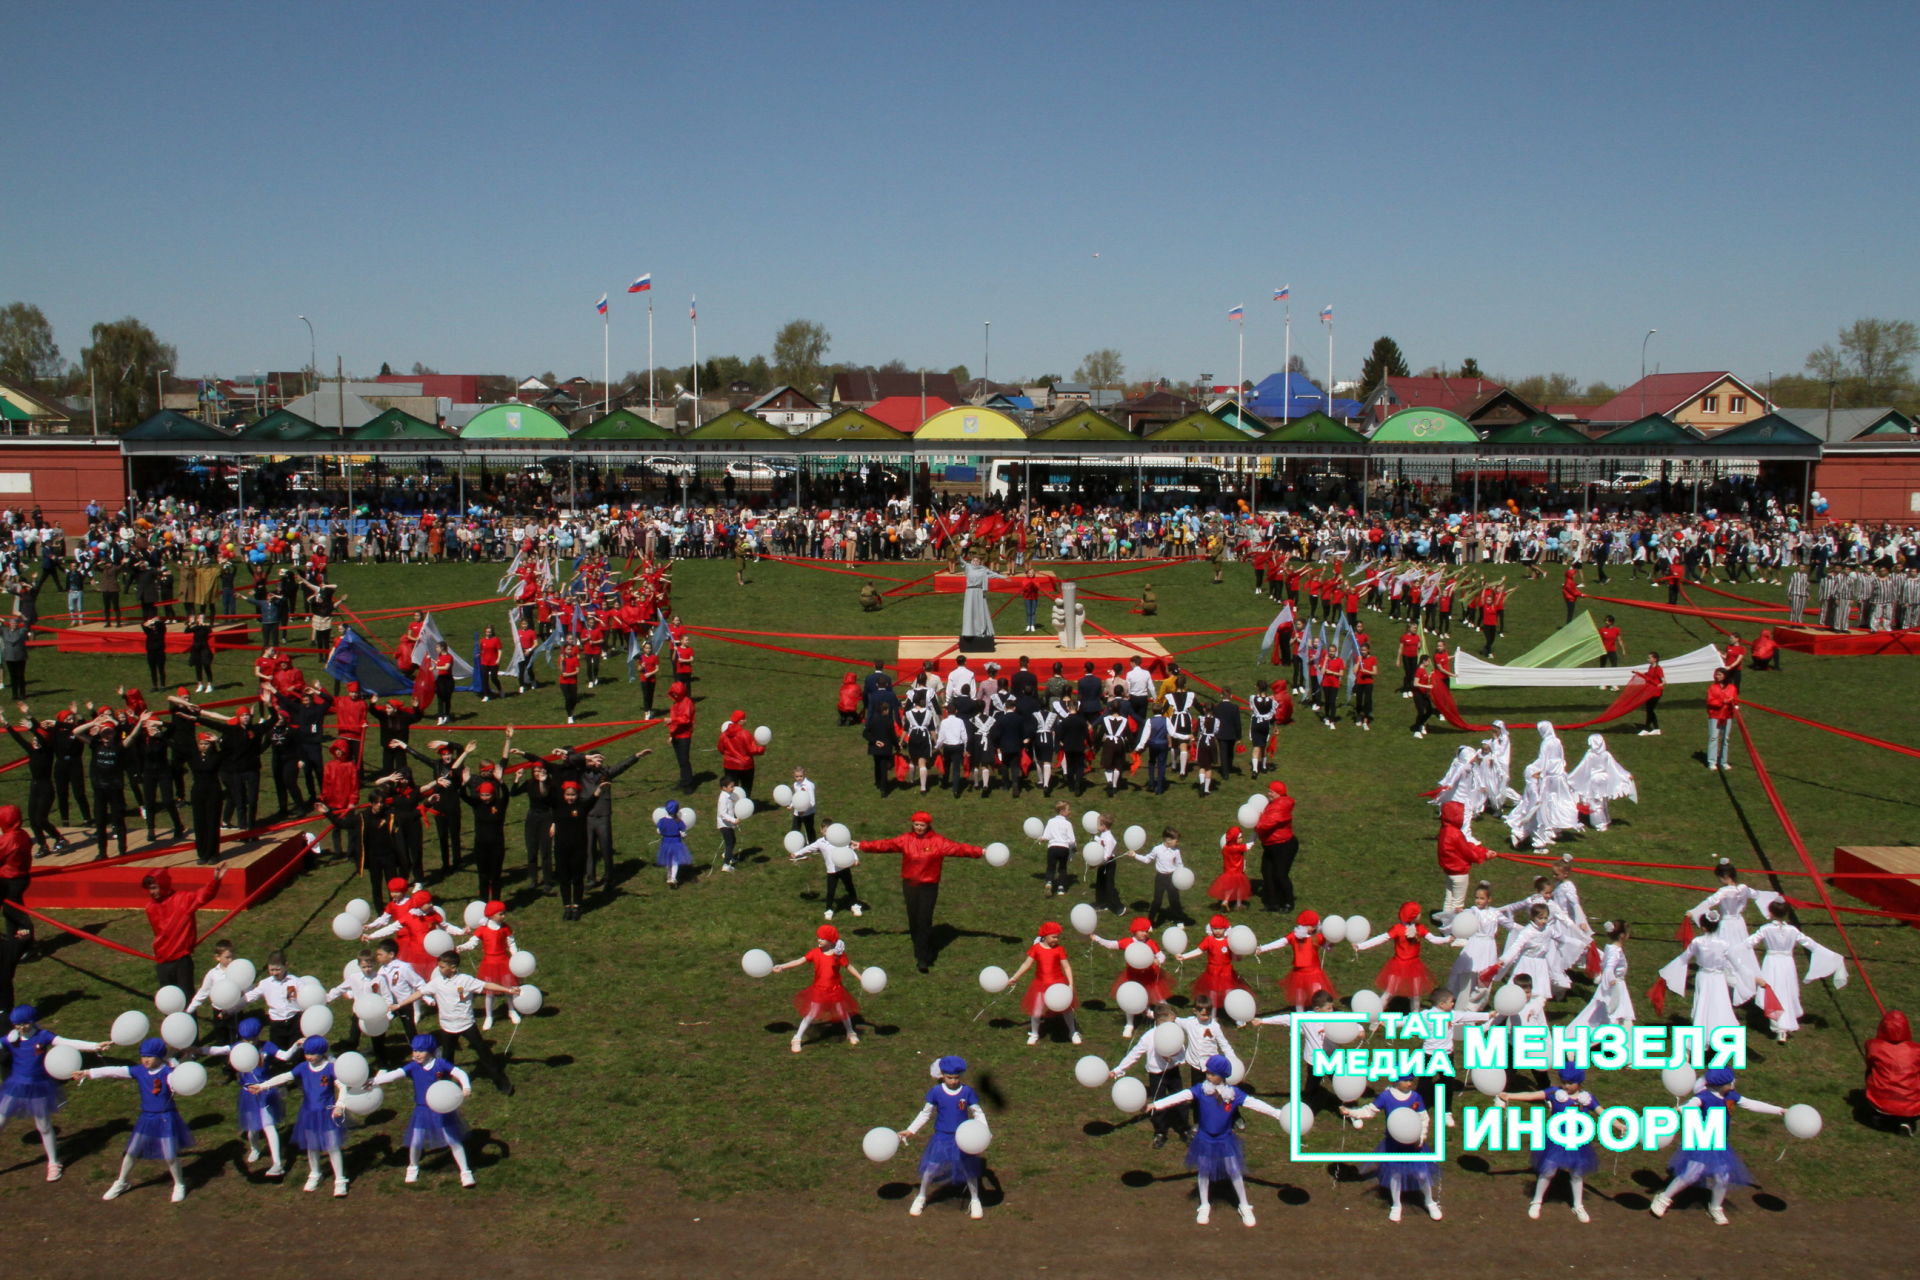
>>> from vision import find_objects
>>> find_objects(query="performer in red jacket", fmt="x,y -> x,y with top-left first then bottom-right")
1866,1009 -> 1920,1133
1435,799 -> 1490,918
667,681 -> 696,793
143,865 -> 226,993
1253,780 -> 1298,913
717,710 -> 766,796
855,811 -> 985,972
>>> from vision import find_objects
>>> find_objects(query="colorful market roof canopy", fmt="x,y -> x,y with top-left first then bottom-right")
1597,414 -> 1700,445
916,406 -> 1025,440
459,403 -> 568,439
802,409 -> 910,441
1145,412 -> 1246,443
1258,411 -> 1366,444
1478,414 -> 1589,446
122,410 -> 233,442
1703,413 -> 1822,447
574,409 -> 671,440
352,408 -> 452,441
684,410 -> 790,440
1030,409 -> 1134,441
1372,407 -> 1479,443
238,409 -> 329,442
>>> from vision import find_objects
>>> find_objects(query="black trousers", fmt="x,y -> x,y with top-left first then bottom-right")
432,803 -> 461,870
824,869 -> 863,912
1642,696 -> 1662,731
91,778 -> 128,857
587,812 -> 614,882
24,780 -> 58,847
1149,871 -> 1185,923
436,1024 -> 512,1093
524,814 -> 553,884
5,660 -> 25,699
790,812 -> 818,843
473,830 -> 505,901
1412,692 -> 1433,733
1045,844 -> 1071,891
0,875 -> 29,936
155,955 -> 196,996
555,841 -> 587,908
1260,838 -> 1299,911
902,880 -> 941,968
672,737 -> 693,790
944,745 -> 966,795
1147,1064 -> 1188,1136
1353,684 -> 1374,723
1094,859 -> 1123,912
54,762 -> 89,823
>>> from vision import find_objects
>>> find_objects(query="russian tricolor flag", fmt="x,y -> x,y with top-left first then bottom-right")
595,294 -> 609,315
1319,304 -> 1333,322
690,295 -> 697,321
628,273 -> 652,293
1273,285 -> 1290,301
1227,304 -> 1244,322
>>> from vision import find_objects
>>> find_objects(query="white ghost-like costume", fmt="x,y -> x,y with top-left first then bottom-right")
1566,734 -> 1638,831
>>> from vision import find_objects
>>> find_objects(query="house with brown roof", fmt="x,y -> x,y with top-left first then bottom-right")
1583,372 -> 1771,434
1361,376 -> 1538,429
832,368 -> 963,408
745,385 -> 829,435
1107,389 -> 1202,435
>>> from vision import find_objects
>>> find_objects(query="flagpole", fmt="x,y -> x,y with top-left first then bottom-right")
1236,317 -> 1245,421
1327,317 -> 1335,418
647,299 -> 655,422
1283,306 -> 1292,424
691,296 -> 700,429
603,308 -> 610,417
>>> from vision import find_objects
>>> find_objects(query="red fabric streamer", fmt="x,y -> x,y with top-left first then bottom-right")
1686,581 -> 1790,611
3,900 -> 157,960
1426,674 -> 1658,733
758,556 -> 916,582
1737,698 -> 1920,759
1581,592 -> 1784,627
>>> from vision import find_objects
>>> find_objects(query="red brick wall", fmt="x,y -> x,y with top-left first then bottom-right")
0,442 -> 127,531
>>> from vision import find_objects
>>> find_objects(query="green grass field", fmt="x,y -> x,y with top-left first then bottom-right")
3,554 -> 1916,1225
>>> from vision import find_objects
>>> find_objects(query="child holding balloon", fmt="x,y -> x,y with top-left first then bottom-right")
1339,1070 -> 1443,1221
1112,1004 -> 1192,1149
1180,916 -> 1252,1008
1255,910 -> 1338,1009
1146,1052 -> 1289,1226
786,822 -> 868,920
1008,922 -> 1081,1046
1207,825 -> 1252,910
1353,901 -> 1447,1010
1498,1063 -> 1600,1222
250,1034 -> 349,1196
77,1037 -> 199,1201
770,923 -> 865,1053
200,1016 -> 294,1176
898,1055 -> 990,1219
1650,1067 -> 1788,1224
369,1034 -> 475,1186
1,1004 -> 107,1181
1089,917 -> 1171,1040
455,900 -> 524,1031
655,798 -> 692,888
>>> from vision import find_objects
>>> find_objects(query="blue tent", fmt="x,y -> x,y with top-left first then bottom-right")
1247,371 -> 1362,422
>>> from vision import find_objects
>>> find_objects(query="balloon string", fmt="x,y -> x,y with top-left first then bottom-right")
970,989 -> 1008,1023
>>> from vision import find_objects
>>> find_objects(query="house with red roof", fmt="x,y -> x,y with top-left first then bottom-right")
1583,372 -> 1771,433
1361,375 -> 1537,429
865,394 -> 950,433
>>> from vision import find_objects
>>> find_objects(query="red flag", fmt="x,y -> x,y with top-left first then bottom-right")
412,663 -> 436,715
1584,942 -> 1603,979
1675,916 -> 1695,946
1646,980 -> 1668,1017
1760,983 -> 1783,1020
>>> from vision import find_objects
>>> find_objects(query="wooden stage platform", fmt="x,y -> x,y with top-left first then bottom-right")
24,820 -> 320,911
49,619 -> 251,655
1832,845 -> 1920,923
895,633 -> 1170,679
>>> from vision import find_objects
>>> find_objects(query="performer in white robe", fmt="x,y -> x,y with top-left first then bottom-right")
1483,721 -> 1520,810
958,558 -> 1004,645
1571,920 -> 1635,1027
1506,762 -> 1580,851
1747,900 -> 1848,1040
1548,859 -> 1595,976
1565,734 -> 1638,832
1443,882 -> 1507,1010
1688,862 -> 1776,1004
1433,747 -> 1486,832
1657,912 -> 1752,1031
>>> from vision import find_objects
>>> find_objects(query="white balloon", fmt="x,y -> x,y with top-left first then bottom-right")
330,912 -> 362,941
341,1086 -> 383,1116
1660,1066 -> 1697,1099
1114,981 -> 1149,1015
511,985 -> 544,1015
167,1060 -> 208,1097
862,1126 -> 900,1162
154,985 -> 187,1015
1784,1104 -> 1823,1140
509,950 -> 538,979
1081,811 -> 1102,835
352,993 -> 387,1023
1124,941 -> 1154,970
1227,1058 -> 1249,1085
334,1051 -> 370,1090
299,1006 -> 334,1039
1223,988 -> 1257,1024
1471,1067 -> 1507,1095
358,1012 -> 391,1037
825,822 -> 852,847
1074,1055 -> 1110,1088
983,841 -> 1010,867
1387,1106 -> 1424,1145
1245,794 -> 1268,813
978,965 -> 1010,994
1122,825 -> 1147,852
860,967 -> 888,995
783,830 -> 805,855
423,929 -> 454,958
295,977 -> 327,1010
1318,914 -> 1349,945
1346,915 -> 1372,946
829,845 -> 858,870
1152,1021 -> 1186,1058
742,948 -> 773,978
1226,925 -> 1257,956
1449,910 -> 1480,941
1022,816 -> 1044,840
426,1080 -> 464,1114
111,1011 -> 150,1047
342,959 -> 362,984
1042,983 -> 1073,1013
1324,1020 -> 1363,1045
43,1045 -> 81,1080
1332,1074 -> 1368,1102
651,806 -> 669,824
344,898 -> 373,924
1349,989 -> 1384,1017
735,797 -> 756,821
1492,984 -> 1526,1016
953,1118 -> 991,1155
464,900 -> 489,929
226,959 -> 256,990
160,1011 -> 197,1050
1069,903 -> 1098,934
1237,803 -> 1262,830
753,725 -> 773,747
1161,926 -> 1189,955
1081,841 -> 1104,867
1171,867 -> 1195,892
227,1042 -> 260,1074
1111,1076 -> 1148,1113
1277,1100 -> 1315,1136
773,784 -> 794,808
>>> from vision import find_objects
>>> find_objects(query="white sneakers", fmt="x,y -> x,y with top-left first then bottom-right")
823,909 -> 834,920
1649,1193 -> 1671,1217
46,1162 -> 61,1182
1387,1204 -> 1402,1222
1070,1032 -> 1083,1045
1708,1205 -> 1729,1225
461,1170 -> 477,1187
102,1179 -> 128,1201
1427,1200 -> 1443,1220
1528,1201 -> 1542,1219
909,1194 -> 926,1217
1573,1205 -> 1591,1223
1238,1203 -> 1256,1227
969,1198 -> 984,1219
850,904 -> 864,917
1025,1033 -> 1039,1046
405,1165 -> 420,1183
847,1033 -> 860,1047
1196,1203 -> 1211,1225
790,1037 -> 803,1054
334,1179 -> 349,1198
304,1171 -> 323,1192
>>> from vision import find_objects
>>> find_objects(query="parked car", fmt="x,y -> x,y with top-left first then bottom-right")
724,460 -> 794,480
1605,471 -> 1655,491
642,456 -> 696,478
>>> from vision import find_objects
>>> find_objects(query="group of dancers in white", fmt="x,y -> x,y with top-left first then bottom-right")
1433,720 -> 1641,851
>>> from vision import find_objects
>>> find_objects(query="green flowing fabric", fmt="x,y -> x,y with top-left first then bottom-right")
1455,612 -> 1604,689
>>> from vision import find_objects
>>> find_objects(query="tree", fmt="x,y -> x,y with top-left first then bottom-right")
770,318 -> 831,392
1074,348 -> 1124,387
1357,336 -> 1410,403
1285,354 -> 1308,375
946,364 -> 970,386
378,360 -> 393,377
1503,372 -> 1580,405
1806,318 -> 1918,405
877,358 -> 909,374
80,316 -> 175,427
0,302 -> 61,388
409,361 -> 438,376
1457,356 -> 1484,379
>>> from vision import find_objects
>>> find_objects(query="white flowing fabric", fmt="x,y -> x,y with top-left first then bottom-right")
1567,735 -> 1639,805
1506,763 -> 1580,849
1453,643 -> 1724,689
1571,943 -> 1634,1027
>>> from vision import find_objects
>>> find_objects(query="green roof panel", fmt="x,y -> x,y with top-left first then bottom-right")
1598,414 -> 1699,445
802,409 -> 910,441
122,411 -> 233,442
1479,413 -> 1590,446
1373,407 -> 1480,443
1258,411 -> 1367,444
574,409 -> 672,440
1144,412 -> 1247,443
239,409 -> 329,442
1029,409 -> 1134,441
351,408 -> 451,441
684,410 -> 792,440
460,403 -> 569,440
1704,413 -> 1823,447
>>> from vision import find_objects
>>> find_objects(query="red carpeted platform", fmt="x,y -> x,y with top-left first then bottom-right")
48,620 -> 252,655
894,633 -> 1170,682
930,572 -> 1060,597
24,829 -> 317,911
1774,626 -> 1920,655
1831,846 -> 1920,924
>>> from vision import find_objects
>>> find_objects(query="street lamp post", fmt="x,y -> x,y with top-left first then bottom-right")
1639,329 -> 1658,417
299,315 -> 316,399
154,368 -> 169,417
983,321 -> 991,386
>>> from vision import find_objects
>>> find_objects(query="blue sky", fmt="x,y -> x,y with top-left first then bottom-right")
5,0 -> 1915,392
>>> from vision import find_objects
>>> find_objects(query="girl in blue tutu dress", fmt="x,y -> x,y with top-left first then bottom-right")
1650,1067 -> 1786,1225
202,1016 -> 296,1176
370,1033 -> 475,1187
898,1055 -> 990,1219
656,799 -> 692,887
251,1035 -> 349,1197
1341,1070 -> 1443,1221
0,1004 -> 107,1182
1147,1053 -> 1288,1227
1500,1064 -> 1601,1221
78,1037 -> 195,1202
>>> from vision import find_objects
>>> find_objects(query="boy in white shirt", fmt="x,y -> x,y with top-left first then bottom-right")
1040,801 -> 1076,897
716,778 -> 741,871
787,768 -> 818,844
388,951 -> 519,1095
1131,827 -> 1189,925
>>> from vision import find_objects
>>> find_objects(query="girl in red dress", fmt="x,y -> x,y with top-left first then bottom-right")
455,900 -> 521,1031
1089,916 -> 1171,1039
1257,909 -> 1338,1009
1179,915 -> 1251,1008
1008,921 -> 1080,1046
1208,825 -> 1253,909
1355,901 -> 1445,1008
771,924 -> 865,1054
